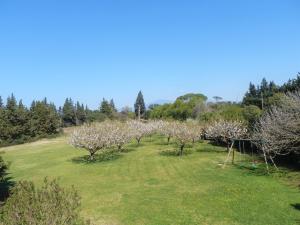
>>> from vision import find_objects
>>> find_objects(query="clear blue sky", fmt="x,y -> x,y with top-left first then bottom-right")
0,0 -> 299,109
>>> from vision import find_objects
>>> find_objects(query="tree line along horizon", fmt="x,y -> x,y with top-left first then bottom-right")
0,73 -> 299,147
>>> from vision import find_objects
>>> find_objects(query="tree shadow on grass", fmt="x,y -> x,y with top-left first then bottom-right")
196,147 -> 226,154
291,203 -> 300,211
120,147 -> 136,154
233,163 -> 277,176
273,153 -> 300,172
159,148 -> 193,157
71,151 -> 123,164
157,141 -> 172,146
127,142 -> 145,148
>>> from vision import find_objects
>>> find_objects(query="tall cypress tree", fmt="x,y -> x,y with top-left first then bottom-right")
134,91 -> 146,119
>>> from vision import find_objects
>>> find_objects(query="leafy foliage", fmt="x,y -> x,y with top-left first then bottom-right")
100,98 -> 114,119
149,93 -> 207,120
0,178 -> 89,225
243,73 -> 300,110
62,98 -> 77,126
0,95 -> 61,146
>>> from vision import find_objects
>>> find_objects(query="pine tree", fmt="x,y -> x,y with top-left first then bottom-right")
260,78 -> 268,94
6,94 -> 17,111
4,96 -> 30,142
0,96 -> 3,108
30,100 -> 60,136
75,102 -> 86,125
134,91 -> 146,119
62,98 -> 76,126
249,83 -> 257,96
110,99 -> 117,112
100,98 -> 113,118
16,100 -> 30,140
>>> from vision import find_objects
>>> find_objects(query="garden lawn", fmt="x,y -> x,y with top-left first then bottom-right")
1,136 -> 300,225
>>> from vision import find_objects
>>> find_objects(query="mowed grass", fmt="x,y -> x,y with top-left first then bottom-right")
1,136 -> 300,225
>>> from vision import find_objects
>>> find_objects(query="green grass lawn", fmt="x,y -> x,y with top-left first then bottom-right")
1,136 -> 300,225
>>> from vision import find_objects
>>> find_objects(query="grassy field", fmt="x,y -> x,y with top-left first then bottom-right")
1,135 -> 300,225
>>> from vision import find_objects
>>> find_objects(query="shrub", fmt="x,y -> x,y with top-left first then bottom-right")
0,178 -> 89,225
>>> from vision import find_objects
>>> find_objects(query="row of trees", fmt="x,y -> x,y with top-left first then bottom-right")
0,91 -> 145,146
0,95 -> 61,146
243,73 -> 300,109
60,98 -> 118,126
69,119 -> 248,159
61,91 -> 146,126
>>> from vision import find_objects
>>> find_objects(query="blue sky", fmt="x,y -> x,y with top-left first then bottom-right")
0,0 -> 299,109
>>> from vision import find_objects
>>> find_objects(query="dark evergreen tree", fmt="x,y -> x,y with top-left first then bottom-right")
75,102 -> 86,125
243,78 -> 279,109
134,91 -> 146,119
260,78 -> 268,94
62,98 -> 76,126
110,99 -> 117,112
100,98 -> 113,118
249,83 -> 257,96
30,100 -> 60,136
280,73 -> 300,92
16,100 -> 30,139
0,95 -> 62,146
6,94 -> 17,111
2,96 -> 30,143
0,96 -> 3,108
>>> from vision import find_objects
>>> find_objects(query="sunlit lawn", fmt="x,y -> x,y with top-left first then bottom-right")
1,136 -> 300,225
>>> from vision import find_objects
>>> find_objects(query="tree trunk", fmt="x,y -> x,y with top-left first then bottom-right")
137,138 -> 141,145
222,141 -> 235,169
232,149 -> 235,164
262,150 -> 270,174
167,136 -> 171,144
180,144 -> 185,156
90,152 -> 95,161
138,105 -> 141,121
269,156 -> 278,170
